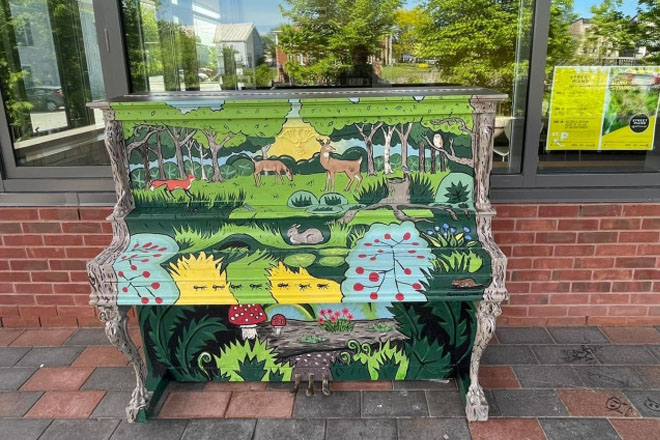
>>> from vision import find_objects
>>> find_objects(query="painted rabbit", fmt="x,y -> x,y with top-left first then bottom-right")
287,224 -> 323,244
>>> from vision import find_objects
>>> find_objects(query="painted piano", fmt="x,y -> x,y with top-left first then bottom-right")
88,87 -> 508,422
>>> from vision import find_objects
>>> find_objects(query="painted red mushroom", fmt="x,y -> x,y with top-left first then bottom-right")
270,314 -> 287,336
228,304 -> 267,340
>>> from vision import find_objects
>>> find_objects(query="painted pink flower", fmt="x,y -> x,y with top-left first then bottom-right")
317,318 -> 324,324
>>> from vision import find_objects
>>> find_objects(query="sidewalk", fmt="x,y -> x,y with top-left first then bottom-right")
1,326 -> 659,439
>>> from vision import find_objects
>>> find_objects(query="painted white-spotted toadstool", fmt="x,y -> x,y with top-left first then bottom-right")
270,314 -> 286,336
228,304 -> 267,340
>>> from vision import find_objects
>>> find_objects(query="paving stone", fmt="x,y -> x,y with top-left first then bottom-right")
496,327 -> 553,344
331,380 -> 392,390
92,391 -> 132,418
39,419 -> 119,440
489,390 -> 568,417
548,327 -> 610,344
21,367 -> 94,391
15,347 -> 84,367
425,391 -> 466,417
361,390 -> 428,417
0,329 -> 24,346
610,419 -> 660,440
532,345 -> 599,365
539,418 -> 620,440
63,328 -> 111,346
482,345 -> 538,365
254,419 -> 326,440
558,390 -> 639,418
0,347 -> 29,366
602,327 -> 660,345
111,419 -> 188,440
158,391 -> 230,419
0,367 -> 36,390
164,381 -> 205,392
81,367 -> 135,391
513,366 -> 584,389
0,419 -> 51,440
182,419 -> 256,440
623,390 -> 660,418
647,345 -> 660,362
469,418 -> 546,440
25,390 -> 105,419
71,346 -> 129,367
0,391 -> 42,417
479,366 -> 520,389
225,391 -> 294,418
293,390 -> 359,418
325,419 -> 396,440
635,366 -> 660,389
393,379 -> 455,390
573,366 -> 648,389
484,390 -> 502,417
10,329 -> 74,347
593,346 -> 658,365
398,418 -> 471,440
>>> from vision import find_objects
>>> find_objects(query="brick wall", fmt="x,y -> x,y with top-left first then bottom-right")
0,204 -> 659,328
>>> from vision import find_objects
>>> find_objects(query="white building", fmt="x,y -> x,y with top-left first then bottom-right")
213,22 -> 263,70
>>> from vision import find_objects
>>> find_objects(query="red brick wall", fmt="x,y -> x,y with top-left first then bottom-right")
0,204 -> 659,328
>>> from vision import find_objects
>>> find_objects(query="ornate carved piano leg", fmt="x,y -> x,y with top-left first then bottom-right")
465,299 -> 502,422
99,305 -> 151,423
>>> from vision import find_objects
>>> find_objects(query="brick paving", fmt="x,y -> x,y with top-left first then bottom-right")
0,326 -> 659,439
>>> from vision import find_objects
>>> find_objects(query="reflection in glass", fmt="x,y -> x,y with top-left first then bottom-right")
121,0 -> 535,174
539,0 -> 660,173
0,0 -> 108,166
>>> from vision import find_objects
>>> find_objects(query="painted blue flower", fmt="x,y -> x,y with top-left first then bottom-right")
434,225 -> 441,232
427,230 -> 434,235
465,234 -> 473,241
442,232 -> 448,238
442,223 -> 449,229
463,226 -> 471,233
450,227 -> 457,234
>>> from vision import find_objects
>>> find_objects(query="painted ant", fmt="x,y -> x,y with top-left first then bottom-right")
317,283 -> 329,290
193,285 -> 207,291
277,283 -> 290,288
298,283 -> 311,291
230,283 -> 242,289
249,283 -> 263,289
212,284 -> 225,291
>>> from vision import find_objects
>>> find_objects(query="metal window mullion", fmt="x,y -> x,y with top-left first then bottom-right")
519,0 -> 551,188
93,0 -> 130,99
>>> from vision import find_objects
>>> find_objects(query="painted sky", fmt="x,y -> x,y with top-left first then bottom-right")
232,0 -> 641,34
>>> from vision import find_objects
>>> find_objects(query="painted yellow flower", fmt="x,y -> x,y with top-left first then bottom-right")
169,252 -> 236,305
268,262 -> 342,303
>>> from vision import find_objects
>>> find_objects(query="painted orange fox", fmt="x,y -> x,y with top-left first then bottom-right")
150,174 -> 195,198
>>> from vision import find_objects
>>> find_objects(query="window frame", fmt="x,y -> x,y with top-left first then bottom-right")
0,0 -> 659,204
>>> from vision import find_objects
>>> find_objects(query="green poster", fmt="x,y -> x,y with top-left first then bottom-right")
547,66 -> 660,151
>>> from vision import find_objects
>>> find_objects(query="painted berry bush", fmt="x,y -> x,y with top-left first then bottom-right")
114,233 -> 180,305
341,222 -> 434,302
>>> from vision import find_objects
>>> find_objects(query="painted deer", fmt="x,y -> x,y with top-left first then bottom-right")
251,158 -> 293,186
150,173 -> 195,198
316,138 -> 363,192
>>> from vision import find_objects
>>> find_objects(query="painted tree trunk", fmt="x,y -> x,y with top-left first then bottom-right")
199,144 -> 207,181
139,149 -> 151,188
156,136 -> 165,180
211,147 -> 223,182
174,142 -> 185,179
365,141 -> 375,176
430,148 -> 437,174
419,140 -> 426,173
382,127 -> 394,175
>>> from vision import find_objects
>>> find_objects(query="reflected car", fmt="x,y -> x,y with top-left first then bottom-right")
27,86 -> 64,112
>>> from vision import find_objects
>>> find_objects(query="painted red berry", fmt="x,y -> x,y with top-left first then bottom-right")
141,259 -> 149,263
158,247 -> 167,252
142,271 -> 151,278
358,254 -> 367,258
356,267 -> 364,275
122,287 -> 128,293
364,243 -> 372,247
130,265 -> 137,271
153,254 -> 161,258
417,255 -> 425,259
408,250 -> 416,254
118,271 -> 124,278
412,242 -> 419,246
141,297 -> 149,304
151,282 -> 160,290
374,239 -> 380,243
353,283 -> 364,291
403,232 -> 411,240
370,257 -> 377,261
384,233 -> 391,240
395,293 -> 405,301
370,292 -> 378,300
143,242 -> 152,248
404,268 -> 412,275
378,249 -> 384,253
155,297 -> 163,304
369,272 -> 379,282
412,283 -> 422,290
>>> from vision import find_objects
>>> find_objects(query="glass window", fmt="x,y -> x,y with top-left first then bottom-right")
121,0 -> 535,174
538,0 -> 660,173
0,0 -> 108,167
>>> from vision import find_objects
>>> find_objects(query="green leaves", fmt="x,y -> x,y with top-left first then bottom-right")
404,337 -> 451,379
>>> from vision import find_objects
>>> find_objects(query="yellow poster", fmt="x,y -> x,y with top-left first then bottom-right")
547,66 -> 660,151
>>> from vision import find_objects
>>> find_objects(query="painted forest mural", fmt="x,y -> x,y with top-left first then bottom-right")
111,94 -> 492,384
